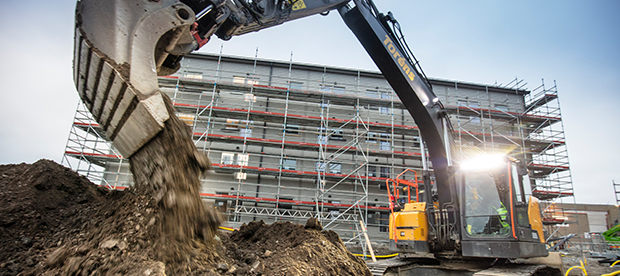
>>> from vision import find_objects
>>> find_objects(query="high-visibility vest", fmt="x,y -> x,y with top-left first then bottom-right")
495,204 -> 510,228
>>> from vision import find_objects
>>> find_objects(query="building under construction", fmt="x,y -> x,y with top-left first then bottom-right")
63,51 -> 576,245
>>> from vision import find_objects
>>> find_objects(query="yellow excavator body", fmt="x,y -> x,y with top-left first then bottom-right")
389,202 -> 428,242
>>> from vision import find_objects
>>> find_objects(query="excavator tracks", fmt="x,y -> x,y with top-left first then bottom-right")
366,257 -> 561,276
367,258 -> 415,276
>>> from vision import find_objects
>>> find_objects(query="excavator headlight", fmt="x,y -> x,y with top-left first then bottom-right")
460,154 -> 506,172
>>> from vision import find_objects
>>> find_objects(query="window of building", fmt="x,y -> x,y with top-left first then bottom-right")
330,129 -> 345,141
329,163 -> 342,174
366,90 -> 389,110
184,71 -> 203,79
244,93 -> 257,102
364,104 -> 379,111
278,196 -> 294,209
367,166 -> 377,177
333,86 -> 346,94
379,212 -> 389,232
240,127 -> 252,137
367,212 -> 377,224
366,89 -> 379,98
367,132 -> 377,143
380,140 -> 391,150
221,152 -> 235,165
315,162 -> 341,174
380,107 -> 390,115
177,113 -> 195,127
233,75 -> 259,85
379,134 -> 391,151
281,158 -> 297,170
237,153 -> 249,166
285,124 -> 300,135
224,119 -> 240,131
320,85 -> 346,94
329,209 -> 340,218
288,81 -> 303,90
457,100 -> 479,109
413,136 -> 421,148
495,104 -> 509,112
317,127 -> 328,145
458,115 -> 480,126
234,172 -> 247,180
380,167 -> 390,178
317,135 -> 328,145
215,191 -> 230,216
232,76 -> 245,84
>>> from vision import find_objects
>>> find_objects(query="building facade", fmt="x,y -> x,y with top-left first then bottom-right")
63,52 -> 575,244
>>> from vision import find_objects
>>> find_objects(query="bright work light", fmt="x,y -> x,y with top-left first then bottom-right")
460,154 -> 507,172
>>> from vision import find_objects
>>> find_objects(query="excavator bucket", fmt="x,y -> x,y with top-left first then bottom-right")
73,0 -> 199,157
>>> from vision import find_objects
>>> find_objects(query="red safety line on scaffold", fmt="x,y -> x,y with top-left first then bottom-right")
93,184 -> 389,211
159,76 -> 561,121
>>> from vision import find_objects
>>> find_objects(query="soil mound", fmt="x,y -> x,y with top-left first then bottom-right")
0,159 -> 106,275
223,219 -> 372,276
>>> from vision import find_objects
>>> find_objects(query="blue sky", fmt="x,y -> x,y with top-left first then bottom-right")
0,0 -> 618,204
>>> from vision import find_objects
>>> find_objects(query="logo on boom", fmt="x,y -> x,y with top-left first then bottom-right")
383,35 -> 415,82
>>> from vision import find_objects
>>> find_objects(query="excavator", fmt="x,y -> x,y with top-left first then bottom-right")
73,0 -> 560,274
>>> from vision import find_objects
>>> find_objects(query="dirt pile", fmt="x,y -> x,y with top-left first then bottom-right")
222,219 -> 372,276
0,159 -> 106,275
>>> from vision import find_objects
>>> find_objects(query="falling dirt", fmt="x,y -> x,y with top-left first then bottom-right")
127,93 -> 222,263
0,93 -> 371,275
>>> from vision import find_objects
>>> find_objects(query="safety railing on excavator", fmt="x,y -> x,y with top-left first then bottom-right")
386,168 -> 419,243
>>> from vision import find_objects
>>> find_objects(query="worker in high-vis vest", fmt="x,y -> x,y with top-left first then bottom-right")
495,202 -> 510,234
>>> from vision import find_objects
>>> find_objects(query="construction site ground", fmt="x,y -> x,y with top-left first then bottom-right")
561,254 -> 618,275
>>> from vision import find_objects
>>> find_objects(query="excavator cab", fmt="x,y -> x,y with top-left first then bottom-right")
459,155 -> 547,258
389,155 -> 548,259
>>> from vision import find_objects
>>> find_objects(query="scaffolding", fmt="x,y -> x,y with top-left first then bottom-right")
63,50 -> 575,247
614,180 -> 620,205
523,80 -> 578,240
442,76 -> 578,241
62,100 -> 128,189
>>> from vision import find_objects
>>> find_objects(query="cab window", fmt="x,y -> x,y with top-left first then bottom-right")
464,170 -> 511,237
